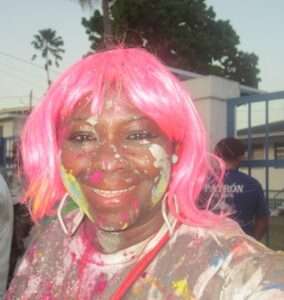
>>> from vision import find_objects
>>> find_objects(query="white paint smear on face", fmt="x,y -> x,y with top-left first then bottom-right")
86,115 -> 98,127
149,144 -> 171,205
139,139 -> 151,145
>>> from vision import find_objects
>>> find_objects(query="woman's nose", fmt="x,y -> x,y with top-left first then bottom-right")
92,143 -> 127,172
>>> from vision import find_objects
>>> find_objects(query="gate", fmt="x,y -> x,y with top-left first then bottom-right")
0,136 -> 18,182
227,90 -> 284,249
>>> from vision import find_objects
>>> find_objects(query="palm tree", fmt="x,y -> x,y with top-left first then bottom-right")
31,28 -> 65,87
75,0 -> 113,48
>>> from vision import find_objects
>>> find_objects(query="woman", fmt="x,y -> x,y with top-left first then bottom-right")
6,48 -> 284,299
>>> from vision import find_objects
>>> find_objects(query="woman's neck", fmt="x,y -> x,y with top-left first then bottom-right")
82,210 -> 164,254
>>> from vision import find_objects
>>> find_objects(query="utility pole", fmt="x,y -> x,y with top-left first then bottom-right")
29,90 -> 33,111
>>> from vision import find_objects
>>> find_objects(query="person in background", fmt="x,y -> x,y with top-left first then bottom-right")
6,141 -> 33,285
0,173 -> 13,300
8,203 -> 33,285
215,137 -> 270,240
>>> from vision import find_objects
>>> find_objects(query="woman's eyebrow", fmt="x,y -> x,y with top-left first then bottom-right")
70,117 -> 94,124
124,116 -> 147,123
69,115 -> 148,126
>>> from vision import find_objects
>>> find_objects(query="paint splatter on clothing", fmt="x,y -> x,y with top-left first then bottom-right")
6,213 -> 284,299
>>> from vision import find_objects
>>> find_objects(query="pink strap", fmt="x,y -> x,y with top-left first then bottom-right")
110,223 -> 180,300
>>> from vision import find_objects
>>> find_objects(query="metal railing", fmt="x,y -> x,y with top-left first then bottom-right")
0,136 -> 19,185
269,188 -> 284,211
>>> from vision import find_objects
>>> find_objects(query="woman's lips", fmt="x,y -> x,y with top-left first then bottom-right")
92,185 -> 136,198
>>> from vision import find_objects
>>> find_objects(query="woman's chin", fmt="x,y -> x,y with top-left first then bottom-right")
87,208 -> 140,233
96,220 -> 133,232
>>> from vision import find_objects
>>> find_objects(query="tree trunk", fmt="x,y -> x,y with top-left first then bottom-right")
45,57 -> 51,87
46,67 -> 51,87
102,0 -> 113,48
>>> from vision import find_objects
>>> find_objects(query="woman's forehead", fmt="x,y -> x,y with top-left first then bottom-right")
69,92 -> 147,122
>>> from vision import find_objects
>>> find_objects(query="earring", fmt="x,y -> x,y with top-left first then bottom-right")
60,165 -> 96,222
173,194 -> 180,214
161,193 -> 179,235
57,193 -> 84,236
171,154 -> 178,164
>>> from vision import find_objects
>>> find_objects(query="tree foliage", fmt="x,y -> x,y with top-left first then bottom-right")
73,0 -> 114,48
75,0 -> 97,9
31,28 -> 65,86
82,0 -> 260,87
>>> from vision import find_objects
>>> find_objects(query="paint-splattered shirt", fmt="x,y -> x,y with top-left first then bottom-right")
6,213 -> 284,300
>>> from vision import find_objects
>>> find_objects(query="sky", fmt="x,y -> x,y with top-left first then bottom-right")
0,0 -> 283,109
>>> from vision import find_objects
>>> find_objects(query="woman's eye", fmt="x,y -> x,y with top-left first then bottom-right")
69,133 -> 97,143
127,131 -> 157,141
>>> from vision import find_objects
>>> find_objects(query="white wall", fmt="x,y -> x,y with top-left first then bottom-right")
182,75 -> 240,149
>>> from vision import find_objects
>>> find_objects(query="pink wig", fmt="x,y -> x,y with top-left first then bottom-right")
21,48 -> 225,226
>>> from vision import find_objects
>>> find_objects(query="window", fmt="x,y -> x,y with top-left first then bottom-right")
275,143 -> 284,160
252,143 -> 264,160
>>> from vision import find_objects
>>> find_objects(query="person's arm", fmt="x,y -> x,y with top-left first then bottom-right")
253,215 -> 269,241
0,175 -> 13,299
222,247 -> 284,299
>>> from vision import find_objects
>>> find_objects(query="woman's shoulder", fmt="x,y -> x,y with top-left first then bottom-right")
6,214 -> 80,299
173,220 -> 278,258
25,206 -> 83,246
163,221 -> 284,299
24,215 -> 64,246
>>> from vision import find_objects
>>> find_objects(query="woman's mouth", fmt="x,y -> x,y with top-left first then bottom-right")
92,186 -> 136,198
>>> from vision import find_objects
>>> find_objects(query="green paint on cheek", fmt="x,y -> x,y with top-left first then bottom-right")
60,166 -> 96,222
151,172 -> 170,205
149,144 -> 171,206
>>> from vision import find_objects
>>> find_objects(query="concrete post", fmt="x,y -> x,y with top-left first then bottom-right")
182,75 -> 240,149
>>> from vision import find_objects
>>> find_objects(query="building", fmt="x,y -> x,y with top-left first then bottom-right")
0,106 -> 29,165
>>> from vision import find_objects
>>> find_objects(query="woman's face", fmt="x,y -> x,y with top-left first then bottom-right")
61,93 -> 174,231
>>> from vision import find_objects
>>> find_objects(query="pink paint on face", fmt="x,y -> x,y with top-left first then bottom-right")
89,171 -> 104,184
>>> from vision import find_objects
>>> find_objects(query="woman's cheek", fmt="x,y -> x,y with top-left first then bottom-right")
61,148 -> 91,174
123,142 -> 171,207
121,143 -> 160,177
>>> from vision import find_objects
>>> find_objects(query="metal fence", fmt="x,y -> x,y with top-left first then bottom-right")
0,136 -> 19,184
269,189 -> 284,211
